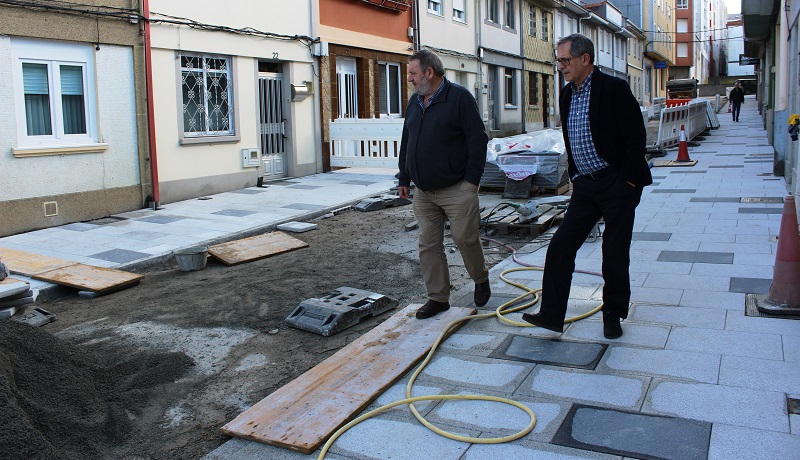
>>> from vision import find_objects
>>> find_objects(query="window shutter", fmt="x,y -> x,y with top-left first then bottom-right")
60,66 -> 84,95
453,0 -> 464,9
23,63 -> 49,94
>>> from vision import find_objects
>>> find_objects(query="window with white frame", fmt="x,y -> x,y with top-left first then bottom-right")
540,11 -> 548,40
504,68 -> 516,106
336,58 -> 358,118
528,6 -> 536,37
677,0 -> 687,8
677,42 -> 688,58
504,0 -> 515,29
453,0 -> 466,22
12,38 -> 97,147
487,0 -> 498,23
428,0 -> 443,16
180,53 -> 234,137
378,62 -> 401,117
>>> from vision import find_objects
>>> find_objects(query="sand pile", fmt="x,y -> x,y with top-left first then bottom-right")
0,320 -> 194,459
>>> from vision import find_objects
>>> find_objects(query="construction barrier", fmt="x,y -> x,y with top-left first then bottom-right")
654,99 -> 709,150
705,100 -> 720,129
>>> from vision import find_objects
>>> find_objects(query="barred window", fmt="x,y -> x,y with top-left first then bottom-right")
180,54 -> 234,137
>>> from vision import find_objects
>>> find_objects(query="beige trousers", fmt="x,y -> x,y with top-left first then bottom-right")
413,180 -> 488,302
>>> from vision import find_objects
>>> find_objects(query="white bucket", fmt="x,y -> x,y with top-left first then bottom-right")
174,246 -> 208,272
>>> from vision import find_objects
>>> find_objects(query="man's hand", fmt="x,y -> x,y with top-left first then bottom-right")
398,186 -> 410,199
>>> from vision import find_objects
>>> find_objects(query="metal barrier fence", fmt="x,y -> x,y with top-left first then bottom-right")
329,118 -> 403,168
655,99 -> 711,149
706,100 -> 720,129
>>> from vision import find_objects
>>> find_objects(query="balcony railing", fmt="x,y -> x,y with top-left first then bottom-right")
329,118 -> 403,168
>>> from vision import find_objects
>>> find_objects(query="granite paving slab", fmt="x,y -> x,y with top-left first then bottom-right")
489,335 -> 606,370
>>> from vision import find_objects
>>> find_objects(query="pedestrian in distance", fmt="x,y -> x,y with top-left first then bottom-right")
522,33 -> 652,339
397,48 -> 491,319
729,82 -> 745,122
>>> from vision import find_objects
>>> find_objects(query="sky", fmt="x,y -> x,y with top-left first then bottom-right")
724,0 -> 741,15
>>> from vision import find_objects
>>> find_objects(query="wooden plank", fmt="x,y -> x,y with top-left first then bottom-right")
651,159 -> 698,167
0,247 -> 75,276
0,278 -> 31,299
208,231 -> 309,266
32,264 -> 143,293
221,304 -> 476,453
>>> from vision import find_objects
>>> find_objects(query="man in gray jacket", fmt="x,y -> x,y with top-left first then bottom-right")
397,48 -> 491,319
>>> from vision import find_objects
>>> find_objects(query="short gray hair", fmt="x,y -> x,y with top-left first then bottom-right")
410,48 -> 444,77
557,33 -> 594,64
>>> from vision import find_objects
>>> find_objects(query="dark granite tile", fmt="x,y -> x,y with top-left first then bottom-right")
212,209 -> 256,217
89,248 -> 150,264
650,189 -> 697,194
553,404 -> 711,460
632,232 -> 672,241
738,208 -> 784,214
488,335 -> 606,370
137,215 -> 186,224
657,251 -> 734,264
730,277 -> 772,294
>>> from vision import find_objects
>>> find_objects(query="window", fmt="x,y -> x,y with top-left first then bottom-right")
677,42 -> 688,58
504,68 -> 516,106
487,0 -> 498,23
428,0 -> 442,16
13,38 -> 97,147
453,0 -> 466,22
336,58 -> 358,118
677,19 -> 688,33
677,0 -> 688,8
540,11 -> 548,41
378,62 -> 401,117
528,6 -> 536,37
504,0 -> 515,29
180,54 -> 234,137
528,71 -> 538,106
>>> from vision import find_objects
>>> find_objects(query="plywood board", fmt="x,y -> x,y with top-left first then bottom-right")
0,247 -> 75,276
208,231 -> 309,266
0,278 -> 31,299
221,304 -> 476,453
651,159 -> 699,167
32,264 -> 143,293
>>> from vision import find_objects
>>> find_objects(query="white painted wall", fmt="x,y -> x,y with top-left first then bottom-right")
0,37 -> 139,200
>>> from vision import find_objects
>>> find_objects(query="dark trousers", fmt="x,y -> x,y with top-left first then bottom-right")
540,171 -> 642,324
732,103 -> 741,121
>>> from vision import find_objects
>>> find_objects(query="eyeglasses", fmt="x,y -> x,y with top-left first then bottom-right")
555,55 -> 580,67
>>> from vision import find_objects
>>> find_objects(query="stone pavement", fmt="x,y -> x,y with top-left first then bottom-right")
4,95 -> 800,459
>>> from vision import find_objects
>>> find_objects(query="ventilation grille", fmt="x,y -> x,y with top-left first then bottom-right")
43,201 -> 58,217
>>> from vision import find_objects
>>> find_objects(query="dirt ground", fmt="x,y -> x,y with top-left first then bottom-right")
0,201 -> 538,460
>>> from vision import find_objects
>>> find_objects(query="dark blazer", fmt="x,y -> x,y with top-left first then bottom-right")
729,87 -> 745,104
559,67 -> 652,187
398,79 -> 488,191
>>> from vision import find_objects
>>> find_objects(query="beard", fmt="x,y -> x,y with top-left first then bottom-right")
414,78 -> 431,96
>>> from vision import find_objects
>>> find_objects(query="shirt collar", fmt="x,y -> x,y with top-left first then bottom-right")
572,71 -> 593,93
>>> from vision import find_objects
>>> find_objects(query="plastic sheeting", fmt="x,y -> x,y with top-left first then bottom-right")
486,129 -> 568,181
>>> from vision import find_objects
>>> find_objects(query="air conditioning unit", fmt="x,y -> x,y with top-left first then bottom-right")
241,148 -> 260,168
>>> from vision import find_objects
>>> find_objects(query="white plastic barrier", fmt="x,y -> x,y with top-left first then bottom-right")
655,100 -> 709,149
329,118 -> 404,168
705,100 -> 720,129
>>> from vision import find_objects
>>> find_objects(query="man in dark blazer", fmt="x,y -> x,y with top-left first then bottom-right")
522,33 -> 652,339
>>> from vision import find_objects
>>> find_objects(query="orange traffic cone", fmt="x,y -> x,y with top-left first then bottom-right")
676,124 -> 691,162
758,196 -> 800,314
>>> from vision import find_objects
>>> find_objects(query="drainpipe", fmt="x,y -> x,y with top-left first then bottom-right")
411,0 -> 420,51
475,0 -> 484,129
142,0 -> 160,209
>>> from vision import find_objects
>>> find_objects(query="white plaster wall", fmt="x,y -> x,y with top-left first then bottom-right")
0,38 -> 139,201
418,7 -> 476,57
150,48 -> 259,183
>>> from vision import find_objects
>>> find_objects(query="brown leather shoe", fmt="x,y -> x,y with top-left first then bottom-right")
521,312 -> 564,333
474,281 -> 491,307
416,299 -> 450,319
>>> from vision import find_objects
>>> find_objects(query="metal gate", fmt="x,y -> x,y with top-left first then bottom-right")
258,73 -> 287,180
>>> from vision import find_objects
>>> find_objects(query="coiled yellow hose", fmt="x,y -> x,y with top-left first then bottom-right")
317,265 -> 603,459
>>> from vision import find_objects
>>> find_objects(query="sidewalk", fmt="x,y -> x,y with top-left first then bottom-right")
204,97 -> 799,460
4,95 -> 800,459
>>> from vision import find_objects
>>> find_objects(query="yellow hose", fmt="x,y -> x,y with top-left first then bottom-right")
317,266 -> 603,459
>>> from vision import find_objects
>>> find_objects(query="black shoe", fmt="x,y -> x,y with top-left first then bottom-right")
416,299 -> 450,319
603,312 -> 623,339
521,312 -> 564,333
474,281 -> 491,307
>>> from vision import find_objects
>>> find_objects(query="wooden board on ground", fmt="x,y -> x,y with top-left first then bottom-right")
651,159 -> 698,167
32,264 -> 144,293
208,231 -> 309,266
481,204 -> 565,236
221,304 -> 477,453
0,247 -> 75,276
0,278 -> 31,298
